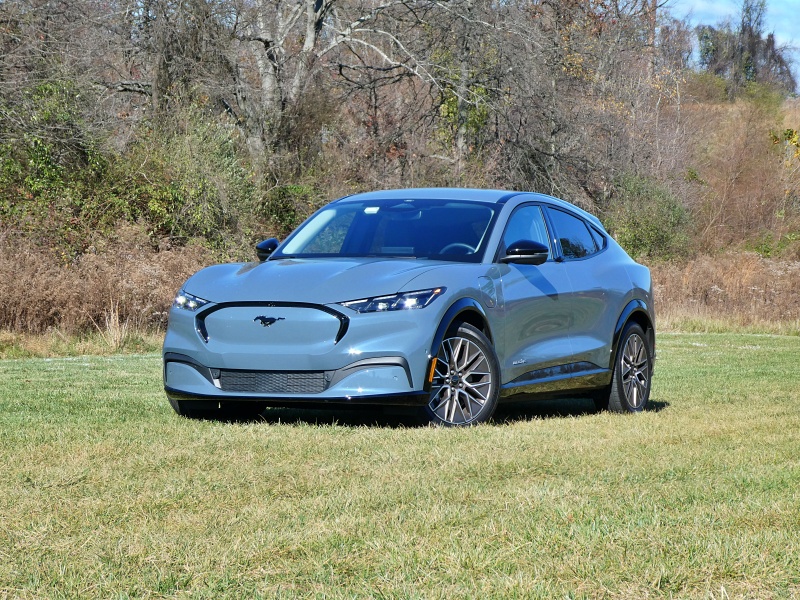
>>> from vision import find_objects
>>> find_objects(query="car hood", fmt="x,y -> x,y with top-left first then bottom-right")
183,258 -> 449,305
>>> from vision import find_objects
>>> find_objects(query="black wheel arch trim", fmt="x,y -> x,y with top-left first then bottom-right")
610,299 -> 654,369
431,298 -> 492,350
425,298 -> 493,393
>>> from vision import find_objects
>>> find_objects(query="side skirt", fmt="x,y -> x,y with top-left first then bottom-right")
499,362 -> 612,401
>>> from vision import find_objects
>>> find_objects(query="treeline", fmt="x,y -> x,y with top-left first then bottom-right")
0,0 -> 799,333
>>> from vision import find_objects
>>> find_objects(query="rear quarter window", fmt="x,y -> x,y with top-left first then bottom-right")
589,226 -> 607,250
547,208 -> 598,259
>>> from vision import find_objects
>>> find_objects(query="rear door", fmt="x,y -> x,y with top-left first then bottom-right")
545,207 -> 629,370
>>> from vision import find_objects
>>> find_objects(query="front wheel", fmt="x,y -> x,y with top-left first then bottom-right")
425,323 -> 500,426
606,322 -> 652,413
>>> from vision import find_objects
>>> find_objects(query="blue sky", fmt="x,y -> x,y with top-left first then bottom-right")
666,0 -> 800,68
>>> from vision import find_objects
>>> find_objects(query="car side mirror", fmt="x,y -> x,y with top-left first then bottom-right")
256,238 -> 279,261
500,240 -> 549,265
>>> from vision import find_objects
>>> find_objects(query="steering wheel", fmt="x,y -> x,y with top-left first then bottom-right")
440,242 -> 476,254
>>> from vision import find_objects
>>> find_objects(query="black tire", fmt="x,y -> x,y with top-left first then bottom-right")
168,397 -> 267,420
425,323 -> 500,426
606,322 -> 652,413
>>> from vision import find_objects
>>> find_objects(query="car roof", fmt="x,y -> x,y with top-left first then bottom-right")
336,188 -> 604,229
338,188 -> 523,204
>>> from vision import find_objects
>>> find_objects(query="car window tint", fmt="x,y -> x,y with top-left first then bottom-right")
501,205 -> 550,254
279,200 -> 496,262
548,208 -> 597,259
589,226 -> 606,250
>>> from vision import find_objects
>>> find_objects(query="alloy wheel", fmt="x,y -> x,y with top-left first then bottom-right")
428,334 -> 494,425
621,332 -> 649,409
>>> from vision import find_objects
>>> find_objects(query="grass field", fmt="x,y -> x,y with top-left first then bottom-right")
1,333 -> 799,599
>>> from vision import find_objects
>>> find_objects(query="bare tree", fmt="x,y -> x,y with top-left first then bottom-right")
696,0 -> 796,95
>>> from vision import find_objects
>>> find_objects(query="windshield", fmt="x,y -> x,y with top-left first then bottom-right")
274,198 -> 497,263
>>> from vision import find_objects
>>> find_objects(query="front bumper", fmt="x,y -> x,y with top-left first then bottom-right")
164,388 -> 429,407
162,297 -> 451,407
163,352 -> 430,406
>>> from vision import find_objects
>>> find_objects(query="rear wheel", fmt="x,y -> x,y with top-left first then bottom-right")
606,322 -> 652,413
425,323 -> 500,426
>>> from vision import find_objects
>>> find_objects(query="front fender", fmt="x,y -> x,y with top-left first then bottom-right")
423,298 -> 492,393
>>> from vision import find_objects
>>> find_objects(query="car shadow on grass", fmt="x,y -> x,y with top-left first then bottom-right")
235,405 -> 426,428
221,396 -> 670,428
493,395 -> 670,424
647,398 -> 670,412
492,396 -> 599,424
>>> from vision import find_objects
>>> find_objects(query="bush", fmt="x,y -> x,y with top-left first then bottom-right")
0,80 -> 115,256
0,85 -> 260,259
604,174 -> 691,261
685,72 -> 729,103
263,184 -> 319,238
747,231 -> 800,258
0,225 -> 211,334
115,110 -> 257,251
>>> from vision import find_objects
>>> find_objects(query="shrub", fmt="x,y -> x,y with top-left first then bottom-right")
0,85 -> 261,259
603,174 -> 691,261
263,184 -> 319,238
747,231 -> 800,258
0,225 -> 212,334
685,72 -> 729,103
0,80 -> 116,256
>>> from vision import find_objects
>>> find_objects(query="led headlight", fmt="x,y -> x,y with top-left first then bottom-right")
172,291 -> 210,312
339,288 -> 445,313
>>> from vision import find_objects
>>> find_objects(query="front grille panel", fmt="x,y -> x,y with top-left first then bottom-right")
218,370 -> 326,394
199,304 -> 348,348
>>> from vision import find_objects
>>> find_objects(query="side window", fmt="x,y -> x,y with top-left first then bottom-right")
548,208 -> 598,260
501,205 -> 551,255
589,226 -> 606,250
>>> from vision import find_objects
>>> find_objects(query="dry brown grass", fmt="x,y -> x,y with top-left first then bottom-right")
680,97 -> 792,251
651,252 -> 800,334
2,221 -> 799,340
784,97 -> 800,127
0,225 -> 213,334
88,299 -> 130,351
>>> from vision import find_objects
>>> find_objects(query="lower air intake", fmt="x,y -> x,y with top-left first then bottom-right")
218,370 -> 327,394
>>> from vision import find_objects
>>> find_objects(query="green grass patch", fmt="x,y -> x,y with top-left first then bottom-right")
657,314 -> 800,337
0,329 -> 164,360
1,334 -> 799,598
